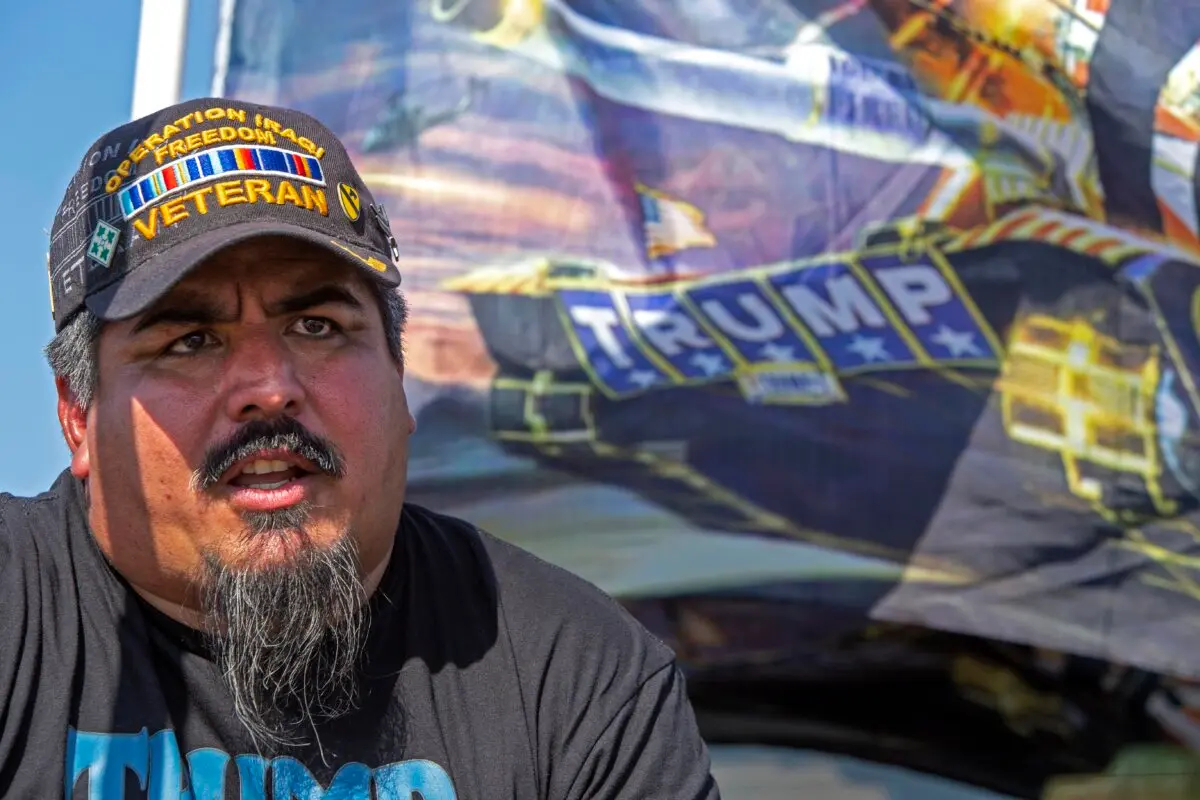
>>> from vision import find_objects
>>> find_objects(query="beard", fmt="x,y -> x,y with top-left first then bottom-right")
199,515 -> 369,752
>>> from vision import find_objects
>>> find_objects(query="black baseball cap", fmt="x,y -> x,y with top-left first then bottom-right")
47,97 -> 402,332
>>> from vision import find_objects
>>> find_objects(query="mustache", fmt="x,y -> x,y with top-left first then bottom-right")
192,418 -> 347,492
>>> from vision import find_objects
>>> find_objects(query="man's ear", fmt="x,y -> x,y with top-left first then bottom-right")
395,355 -> 416,435
399,375 -> 417,437
56,376 -> 91,479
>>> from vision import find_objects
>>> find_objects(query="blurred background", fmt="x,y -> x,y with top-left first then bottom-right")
11,0 -> 1200,796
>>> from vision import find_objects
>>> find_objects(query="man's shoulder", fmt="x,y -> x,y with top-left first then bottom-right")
0,470 -> 78,553
405,503 -> 676,672
406,502 -> 647,625
0,472 -> 87,617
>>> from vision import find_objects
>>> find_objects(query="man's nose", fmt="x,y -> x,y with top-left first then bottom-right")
222,334 -> 307,422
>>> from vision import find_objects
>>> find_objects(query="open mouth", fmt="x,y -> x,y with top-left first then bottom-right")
229,460 -> 312,490
220,451 -> 320,493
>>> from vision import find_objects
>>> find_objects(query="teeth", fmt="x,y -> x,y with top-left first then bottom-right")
247,479 -> 291,490
240,459 -> 291,475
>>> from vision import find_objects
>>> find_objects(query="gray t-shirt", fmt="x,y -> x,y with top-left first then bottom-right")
0,470 -> 720,799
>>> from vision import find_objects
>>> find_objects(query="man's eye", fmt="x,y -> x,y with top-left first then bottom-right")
292,317 -> 339,337
164,331 -> 217,356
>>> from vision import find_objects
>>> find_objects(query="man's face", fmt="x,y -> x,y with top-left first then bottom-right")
67,237 -> 414,612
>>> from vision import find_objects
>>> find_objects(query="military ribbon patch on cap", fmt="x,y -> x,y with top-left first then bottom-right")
118,145 -> 325,220
87,220 -> 120,268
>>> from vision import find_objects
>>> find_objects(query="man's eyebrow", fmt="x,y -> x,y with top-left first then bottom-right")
131,285 -> 366,334
132,297 -> 233,334
265,285 -> 365,316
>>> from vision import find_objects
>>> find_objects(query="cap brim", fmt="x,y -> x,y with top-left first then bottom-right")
84,221 -> 402,323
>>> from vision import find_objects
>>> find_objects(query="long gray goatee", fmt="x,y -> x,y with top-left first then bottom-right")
200,533 -> 368,751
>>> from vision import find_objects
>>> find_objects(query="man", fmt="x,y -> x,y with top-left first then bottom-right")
0,98 -> 720,799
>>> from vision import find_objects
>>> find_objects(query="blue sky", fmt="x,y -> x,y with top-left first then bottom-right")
0,1 -> 219,496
